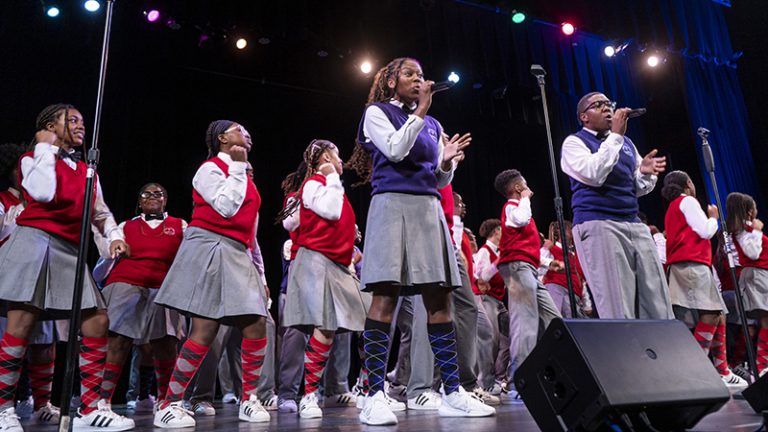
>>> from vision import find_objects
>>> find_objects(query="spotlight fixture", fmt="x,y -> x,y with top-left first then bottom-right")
561,22 -> 575,36
647,55 -> 660,67
45,5 -> 60,17
604,45 -> 616,57
448,72 -> 460,83
144,9 -> 160,22
258,37 -> 271,45
236,38 -> 248,50
360,61 -> 373,74
83,0 -> 100,12
511,10 -> 526,24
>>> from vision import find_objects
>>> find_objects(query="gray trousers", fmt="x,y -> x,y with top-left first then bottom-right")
277,293 -> 354,400
453,259 -> 479,390
188,312 -> 277,402
388,295 -> 438,399
572,220 -> 673,319
499,261 -> 561,380
545,283 -> 583,319
476,295 -> 505,389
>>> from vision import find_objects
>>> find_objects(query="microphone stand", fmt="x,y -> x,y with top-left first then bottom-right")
531,65 -> 578,318
58,1 -> 115,430
698,127 -> 759,384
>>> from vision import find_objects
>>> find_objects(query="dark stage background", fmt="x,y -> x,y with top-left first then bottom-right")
0,0 -> 765,316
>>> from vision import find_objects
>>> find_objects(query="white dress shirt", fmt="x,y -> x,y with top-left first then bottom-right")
560,128 -> 657,196
504,198 -> 532,228
678,195 -> 718,239
192,152 -> 248,218
474,240 -> 499,282
736,221 -> 763,260
0,188 -> 22,242
20,142 -> 121,243
302,172 -> 344,221
282,196 -> 300,232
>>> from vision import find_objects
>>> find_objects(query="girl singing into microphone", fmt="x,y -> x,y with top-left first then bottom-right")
346,57 -> 491,425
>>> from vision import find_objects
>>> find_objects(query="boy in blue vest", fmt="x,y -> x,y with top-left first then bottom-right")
560,92 -> 671,319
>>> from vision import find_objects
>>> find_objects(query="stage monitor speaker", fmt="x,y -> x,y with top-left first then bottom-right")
514,319 -> 730,432
742,373 -> 768,413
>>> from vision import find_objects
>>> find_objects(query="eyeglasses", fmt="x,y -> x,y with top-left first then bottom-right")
140,191 -> 165,199
223,124 -> 249,136
583,100 -> 616,112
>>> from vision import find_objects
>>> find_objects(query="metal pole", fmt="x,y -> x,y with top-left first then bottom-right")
58,1 -> 114,430
531,65 -> 578,318
698,127 -> 759,384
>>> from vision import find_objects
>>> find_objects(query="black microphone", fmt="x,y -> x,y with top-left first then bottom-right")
698,127 -> 715,173
530,64 -> 546,77
432,80 -> 456,93
628,108 -> 646,118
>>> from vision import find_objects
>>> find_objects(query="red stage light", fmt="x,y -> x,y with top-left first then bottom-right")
561,22 -> 575,36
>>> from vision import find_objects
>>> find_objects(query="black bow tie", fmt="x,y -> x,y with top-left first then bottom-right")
144,213 -> 165,221
58,148 -> 82,163
597,131 -> 610,142
402,104 -> 416,115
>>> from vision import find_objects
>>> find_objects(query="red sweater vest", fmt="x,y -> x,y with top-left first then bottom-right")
297,174 -> 356,266
439,185 -> 455,245
16,154 -> 96,245
190,157 -> 260,247
0,190 -> 21,247
105,217 -> 184,288
498,200 -> 540,267
480,244 -> 506,302
461,231 -> 479,295
665,196 -> 712,266
735,226 -> 768,270
542,243 -> 584,297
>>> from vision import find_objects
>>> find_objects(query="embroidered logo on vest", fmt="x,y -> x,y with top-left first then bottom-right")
428,127 -> 438,143
163,226 -> 176,236
622,143 -> 633,156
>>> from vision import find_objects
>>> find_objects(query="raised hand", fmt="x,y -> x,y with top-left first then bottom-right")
230,146 -> 248,162
35,130 -> 57,146
442,132 -> 471,164
110,239 -> 130,259
639,149 -> 666,176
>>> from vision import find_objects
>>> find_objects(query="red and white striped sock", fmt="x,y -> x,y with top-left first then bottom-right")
693,322 -> 717,356
79,337 -> 107,415
164,339 -> 209,405
99,362 -> 123,402
0,333 -> 28,411
241,337 -> 267,399
28,360 -> 55,410
303,335 -> 332,395
154,357 -> 176,401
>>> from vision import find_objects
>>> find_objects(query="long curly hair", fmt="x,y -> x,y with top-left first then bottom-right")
345,57 -> 417,186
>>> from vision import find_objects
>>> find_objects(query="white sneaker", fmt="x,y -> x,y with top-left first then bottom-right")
0,407 -> 22,432
134,395 -> 156,413
382,382 -> 406,412
192,400 -> 215,416
721,369 -> 749,389
222,392 -> 238,404
15,396 -> 33,420
500,383 -> 524,404
487,382 -> 503,396
407,391 -> 442,410
260,395 -> 278,411
386,383 -> 407,402
439,387 -> 496,417
299,392 -> 322,419
359,391 -> 397,426
34,402 -> 60,424
472,386 -> 501,405
352,378 -> 367,409
73,399 -> 136,431
154,400 -> 195,429
239,394 -> 269,423
322,392 -> 357,408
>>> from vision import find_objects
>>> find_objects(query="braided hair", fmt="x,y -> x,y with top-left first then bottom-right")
660,170 -> 690,202
0,143 -> 26,186
276,139 -> 338,222
205,120 -> 235,158
346,57 -> 416,186
134,182 -> 168,215
725,192 -> 756,235
32,103 -> 75,147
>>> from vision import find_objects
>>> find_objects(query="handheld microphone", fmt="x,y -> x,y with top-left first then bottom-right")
628,108 -> 647,118
698,127 -> 715,173
432,80 -> 456,93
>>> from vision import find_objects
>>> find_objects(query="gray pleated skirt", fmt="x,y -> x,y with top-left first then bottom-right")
283,247 -> 370,332
0,226 -> 105,320
154,227 -> 268,325
739,267 -> 768,317
360,193 -> 461,293
103,282 -> 186,345
667,262 -> 726,312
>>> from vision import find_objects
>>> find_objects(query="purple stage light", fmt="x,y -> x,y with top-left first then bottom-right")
146,9 -> 160,22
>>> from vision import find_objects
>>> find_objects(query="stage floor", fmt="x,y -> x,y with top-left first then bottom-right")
28,396 -> 761,431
